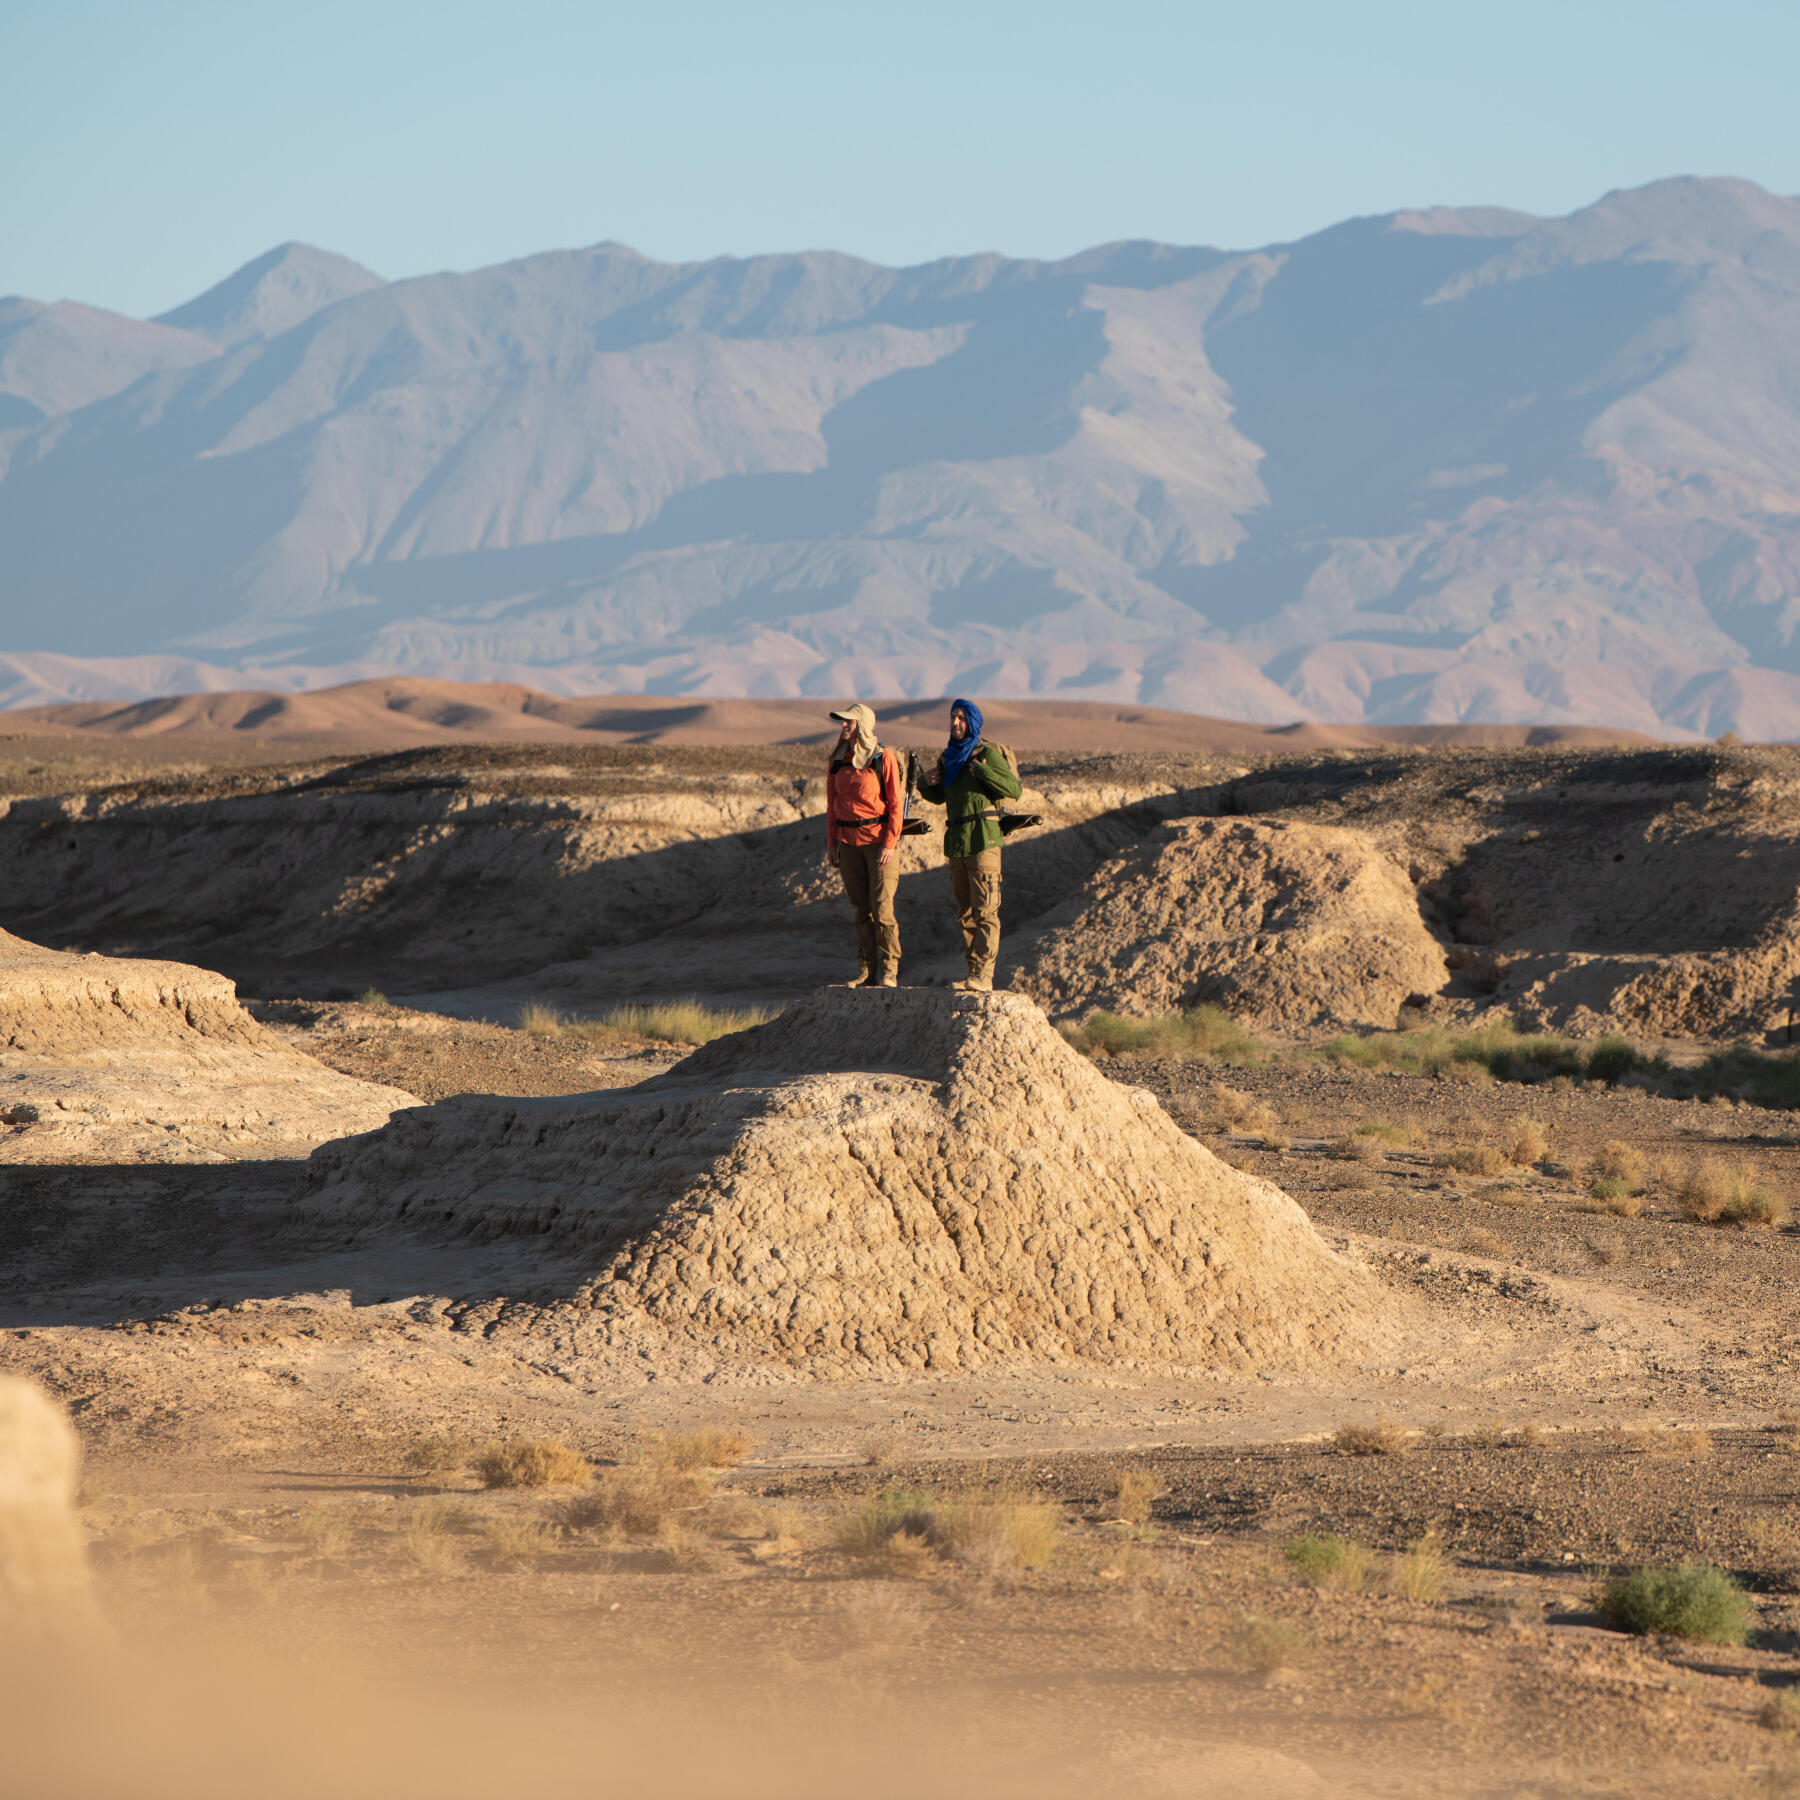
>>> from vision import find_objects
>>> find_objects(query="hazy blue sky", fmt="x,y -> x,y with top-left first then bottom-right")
9,0 -> 1798,318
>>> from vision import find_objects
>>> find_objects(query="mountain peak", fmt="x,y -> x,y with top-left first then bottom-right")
151,243 -> 385,347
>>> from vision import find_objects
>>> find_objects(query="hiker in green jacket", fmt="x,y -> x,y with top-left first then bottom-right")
917,697 -> 1022,992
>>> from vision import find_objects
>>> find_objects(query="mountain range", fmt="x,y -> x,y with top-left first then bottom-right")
3,176 -> 1800,735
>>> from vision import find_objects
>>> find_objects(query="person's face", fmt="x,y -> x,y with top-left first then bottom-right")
949,708 -> 968,741
838,717 -> 858,745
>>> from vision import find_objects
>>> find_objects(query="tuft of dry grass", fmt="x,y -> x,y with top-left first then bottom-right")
483,1516 -> 560,1566
1207,1082 -> 1281,1134
1624,1426 -> 1714,1460
1506,1117 -> 1550,1167
294,1507 -> 354,1562
1334,1418 -> 1410,1457
1582,1178 -> 1644,1218
518,999 -> 776,1046
1096,1469 -> 1166,1525
838,1580 -> 924,1647
1388,1533 -> 1446,1603
1438,1142 -> 1509,1178
1285,1531 -> 1374,1592
1464,1228 -> 1507,1258
516,1000 -> 564,1037
1760,1690 -> 1800,1734
1586,1140 -> 1647,1191
561,1462 -> 713,1537
834,1485 -> 1060,1574
1222,1614 -> 1314,1674
1062,1006 -> 1265,1066
397,1499 -> 470,1574
473,1438 -> 593,1490
1676,1156 -> 1790,1227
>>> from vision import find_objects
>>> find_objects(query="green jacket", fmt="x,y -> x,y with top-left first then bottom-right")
918,742 -> 1023,859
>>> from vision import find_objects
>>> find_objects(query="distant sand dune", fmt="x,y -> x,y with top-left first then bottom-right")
1,677 -> 1660,754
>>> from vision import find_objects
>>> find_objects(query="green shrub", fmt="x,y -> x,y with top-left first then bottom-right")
1285,1531 -> 1374,1592
1597,1564 -> 1750,1644
1585,1035 -> 1640,1084
1064,1005 -> 1264,1064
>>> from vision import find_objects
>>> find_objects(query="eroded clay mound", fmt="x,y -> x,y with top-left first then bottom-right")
306,989 -> 1401,1376
0,929 -> 417,1160
1011,818 -> 1448,1029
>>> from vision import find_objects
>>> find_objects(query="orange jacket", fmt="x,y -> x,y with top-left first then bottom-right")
827,747 -> 905,851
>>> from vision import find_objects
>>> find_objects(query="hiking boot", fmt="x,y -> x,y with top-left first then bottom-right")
877,971 -> 899,988
847,966 -> 875,988
952,975 -> 993,993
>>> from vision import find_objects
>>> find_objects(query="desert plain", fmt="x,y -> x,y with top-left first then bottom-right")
6,690 -> 1800,1797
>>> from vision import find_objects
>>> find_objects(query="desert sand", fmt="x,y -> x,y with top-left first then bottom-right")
5,720 -> 1800,1796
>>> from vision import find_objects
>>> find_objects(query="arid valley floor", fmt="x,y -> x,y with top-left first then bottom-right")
7,710 -> 1800,1797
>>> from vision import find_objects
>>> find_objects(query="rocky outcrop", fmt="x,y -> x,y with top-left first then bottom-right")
1011,817 -> 1448,1030
0,929 -> 417,1161
306,988 -> 1402,1376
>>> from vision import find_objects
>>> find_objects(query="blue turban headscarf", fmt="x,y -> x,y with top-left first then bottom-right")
941,697 -> 983,788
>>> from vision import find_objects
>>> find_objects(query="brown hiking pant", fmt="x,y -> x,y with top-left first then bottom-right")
947,847 -> 1002,983
838,842 -> 901,978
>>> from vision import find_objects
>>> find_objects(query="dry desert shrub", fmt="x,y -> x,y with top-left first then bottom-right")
838,1580 -> 924,1647
1760,1690 -> 1800,1734
1676,1157 -> 1790,1227
1207,1082 -> 1281,1135
1588,1140 -> 1648,1190
1583,1178 -> 1644,1218
1766,1415 -> 1800,1453
1506,1117 -> 1550,1167
403,1431 -> 475,1477
294,1507 -> 354,1562
933,1495 -> 1061,1575
1463,1228 -> 1507,1258
1222,1614 -> 1315,1674
646,1429 -> 754,1472
483,1516 -> 559,1566
1625,1426 -> 1714,1460
1440,1058 -> 1495,1087
473,1438 -> 592,1490
398,1499 -> 470,1574
1285,1531 -> 1374,1592
1096,1469 -> 1166,1525
1388,1534 -> 1446,1604
1334,1418 -> 1410,1457
562,1461 -> 713,1538
356,988 -> 389,1008
834,1485 -> 1060,1574
1438,1142 -> 1509,1177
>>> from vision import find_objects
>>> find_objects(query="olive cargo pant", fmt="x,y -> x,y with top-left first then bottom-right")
947,847 -> 1002,985
838,842 -> 901,980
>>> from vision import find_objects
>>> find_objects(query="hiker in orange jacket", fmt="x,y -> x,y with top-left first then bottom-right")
826,703 -> 906,987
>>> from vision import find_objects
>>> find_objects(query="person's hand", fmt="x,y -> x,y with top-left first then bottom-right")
827,844 -> 838,867
878,845 -> 895,867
